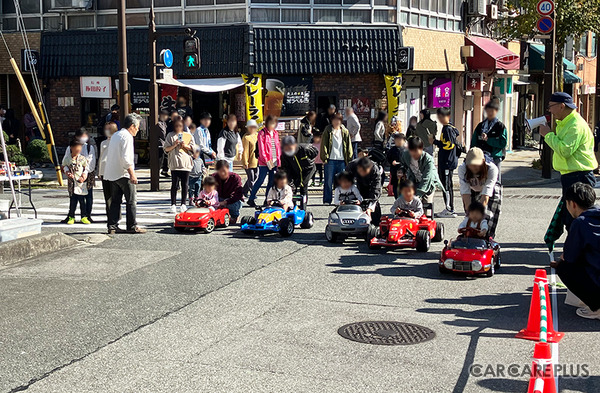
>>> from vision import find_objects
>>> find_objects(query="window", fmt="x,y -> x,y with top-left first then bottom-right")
410,0 -> 418,8
20,0 -> 40,13
591,33 -> 597,57
410,12 -> 417,24
437,17 -> 445,29
314,0 -> 341,4
97,0 -> 118,9
22,16 -> 41,29
344,0 -> 370,5
97,14 -> 117,26
156,0 -> 181,6
400,10 -> 408,23
438,0 -> 447,13
156,11 -> 181,25
126,13 -> 149,25
454,0 -> 462,17
343,9 -> 370,22
375,0 -> 396,5
216,8 -> 244,22
186,0 -> 212,4
1,18 -> 17,30
419,14 -> 427,26
282,9 -> 310,22
420,0 -> 429,11
68,14 -> 94,29
251,8 -> 278,22
282,0 -> 310,4
126,0 -> 151,7
314,9 -> 341,22
44,16 -> 62,30
428,15 -> 436,28
401,0 -> 409,6
374,9 -> 396,23
217,0 -> 244,4
185,10 -> 214,24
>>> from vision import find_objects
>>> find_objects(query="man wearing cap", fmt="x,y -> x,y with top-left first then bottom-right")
539,92 -> 598,230
280,136 -> 318,206
193,112 -> 216,164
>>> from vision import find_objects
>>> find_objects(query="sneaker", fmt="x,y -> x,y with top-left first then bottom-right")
170,204 -> 177,214
576,307 -> 600,320
86,216 -> 94,223
127,226 -> 147,234
435,209 -> 457,218
66,216 -> 75,225
246,200 -> 256,207
161,171 -> 171,178
61,217 -> 70,224
81,217 -> 91,224
180,204 -> 187,213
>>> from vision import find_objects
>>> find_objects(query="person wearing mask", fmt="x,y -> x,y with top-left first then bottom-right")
104,113 -> 146,234
241,119 -> 259,198
164,118 -> 195,213
176,96 -> 193,119
157,109 -> 170,177
194,112 -> 216,165
98,121 -> 118,220
248,115 -> 281,206
212,159 -> 244,224
183,115 -> 193,133
345,107 -> 362,159
297,111 -> 317,144
432,107 -> 459,218
398,136 -> 444,204
62,129 -> 96,223
406,116 -> 418,139
346,157 -> 383,224
415,109 -> 437,156
316,104 -> 336,132
373,111 -> 387,151
280,136 -> 318,206
321,112 -> 353,204
471,99 -> 507,179
216,114 -> 243,171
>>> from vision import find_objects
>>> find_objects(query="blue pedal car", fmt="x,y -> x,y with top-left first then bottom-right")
240,197 -> 314,237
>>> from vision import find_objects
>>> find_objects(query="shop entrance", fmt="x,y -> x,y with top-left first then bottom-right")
191,91 -> 221,143
316,93 -> 338,114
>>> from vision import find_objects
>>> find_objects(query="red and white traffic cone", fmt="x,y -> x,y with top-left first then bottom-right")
526,342 -> 556,393
516,269 -> 565,343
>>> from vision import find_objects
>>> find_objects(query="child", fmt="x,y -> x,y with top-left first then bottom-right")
266,171 -> 294,211
458,201 -> 488,237
333,171 -> 363,205
432,107 -> 458,218
196,175 -> 219,210
390,179 -> 423,219
387,133 -> 407,198
311,133 -> 323,186
188,146 -> 205,205
63,139 -> 90,224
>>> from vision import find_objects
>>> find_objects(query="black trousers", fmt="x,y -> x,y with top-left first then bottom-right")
390,172 -> 399,199
560,170 -> 596,231
108,177 -> 137,230
102,179 -> 112,219
557,261 -> 600,311
159,147 -> 169,173
313,164 -> 323,182
171,170 -> 189,205
438,167 -> 455,212
68,194 -> 87,218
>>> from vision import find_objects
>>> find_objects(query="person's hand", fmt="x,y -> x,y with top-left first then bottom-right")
478,230 -> 487,237
77,176 -> 86,183
539,124 -> 552,137
211,152 -> 217,158
481,133 -> 488,141
428,135 -> 435,143
408,211 -> 415,218
67,172 -> 74,179
366,208 -> 372,216
130,173 -> 138,184
392,160 -> 398,166
219,200 -> 227,207
550,260 -> 561,268
243,164 -> 248,169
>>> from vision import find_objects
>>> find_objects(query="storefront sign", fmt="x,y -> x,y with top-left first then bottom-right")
384,74 -> 403,122
131,79 -> 150,112
352,97 -> 371,125
428,78 -> 452,108
80,76 -> 112,99
264,76 -> 312,117
160,84 -> 178,113
466,73 -> 483,92
242,74 -> 264,124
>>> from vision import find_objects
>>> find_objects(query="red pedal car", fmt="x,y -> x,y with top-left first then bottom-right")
438,228 -> 501,277
367,203 -> 444,252
174,207 -> 230,233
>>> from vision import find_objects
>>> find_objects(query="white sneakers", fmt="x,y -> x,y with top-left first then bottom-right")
576,307 -> 600,320
170,204 -> 188,213
180,204 -> 187,213
436,209 -> 458,218
170,204 -> 177,214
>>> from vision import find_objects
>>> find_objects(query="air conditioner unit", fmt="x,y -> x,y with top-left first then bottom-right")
488,4 -> 498,19
468,0 -> 488,16
50,0 -> 90,9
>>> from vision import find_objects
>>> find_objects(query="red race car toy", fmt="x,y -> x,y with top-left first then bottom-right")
438,228 -> 501,277
174,207 -> 230,233
367,203 -> 444,252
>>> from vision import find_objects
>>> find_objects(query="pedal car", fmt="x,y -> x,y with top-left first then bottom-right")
174,207 -> 230,233
367,203 -> 444,252
240,196 -> 313,237
438,228 -> 501,277
325,203 -> 371,243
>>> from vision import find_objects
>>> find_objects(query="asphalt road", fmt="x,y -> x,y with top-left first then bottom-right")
0,178 -> 599,392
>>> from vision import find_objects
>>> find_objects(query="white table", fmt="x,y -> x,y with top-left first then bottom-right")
0,172 -> 44,218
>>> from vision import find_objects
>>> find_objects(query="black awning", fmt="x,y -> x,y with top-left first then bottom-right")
253,26 -> 401,75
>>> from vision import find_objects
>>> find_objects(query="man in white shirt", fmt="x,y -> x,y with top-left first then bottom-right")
104,113 -> 146,234
345,107 -> 361,159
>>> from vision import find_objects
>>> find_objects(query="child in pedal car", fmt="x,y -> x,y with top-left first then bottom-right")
196,176 -> 219,210
390,180 -> 423,219
333,171 -> 363,205
458,201 -> 488,238
266,171 -> 294,211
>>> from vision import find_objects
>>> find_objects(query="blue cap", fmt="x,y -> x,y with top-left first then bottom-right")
550,92 -> 577,109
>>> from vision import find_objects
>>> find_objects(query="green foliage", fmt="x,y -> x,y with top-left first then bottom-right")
2,131 -> 8,143
2,145 -> 28,166
25,139 -> 50,163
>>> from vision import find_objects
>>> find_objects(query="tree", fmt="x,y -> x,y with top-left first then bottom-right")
497,0 -> 600,90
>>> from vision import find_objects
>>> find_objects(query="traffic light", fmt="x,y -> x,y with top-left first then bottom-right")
183,37 -> 200,70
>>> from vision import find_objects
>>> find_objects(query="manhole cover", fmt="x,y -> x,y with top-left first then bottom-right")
338,321 -> 435,345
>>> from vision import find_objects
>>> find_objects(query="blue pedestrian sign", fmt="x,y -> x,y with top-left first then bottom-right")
160,49 -> 174,68
536,17 -> 554,33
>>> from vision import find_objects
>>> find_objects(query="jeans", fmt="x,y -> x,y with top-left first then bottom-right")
68,194 -> 87,218
102,179 -> 112,219
221,198 -> 242,218
492,156 -> 502,182
438,167 -> 455,212
249,166 -> 276,203
243,167 -> 259,196
171,170 -> 190,205
560,170 -> 596,231
352,142 -> 359,159
557,260 -> 600,311
323,160 -> 346,204
108,177 -> 137,231
188,176 -> 203,201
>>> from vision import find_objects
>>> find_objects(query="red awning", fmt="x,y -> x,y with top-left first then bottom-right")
466,36 -> 520,71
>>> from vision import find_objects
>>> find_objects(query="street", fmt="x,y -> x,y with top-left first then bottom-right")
1,167 -> 599,393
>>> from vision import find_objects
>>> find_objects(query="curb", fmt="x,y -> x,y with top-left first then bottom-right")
0,232 -> 81,267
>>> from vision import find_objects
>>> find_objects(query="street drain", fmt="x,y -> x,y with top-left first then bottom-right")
338,321 -> 435,345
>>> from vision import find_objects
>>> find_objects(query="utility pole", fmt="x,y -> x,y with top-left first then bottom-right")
540,13 -> 556,179
117,0 -> 129,119
148,6 -> 160,191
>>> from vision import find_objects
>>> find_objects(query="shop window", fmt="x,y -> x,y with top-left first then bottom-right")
185,9 -> 215,23
251,8 -> 279,21
314,9 -> 341,22
374,9 -> 396,23
1,18 -> 17,31
97,14 -> 117,26
44,16 -> 62,30
126,13 -> 149,25
22,17 -> 41,29
126,0 -> 151,7
186,0 -> 213,4
282,9 -> 310,22
216,8 -> 245,22
68,14 -> 94,29
343,9 -> 370,22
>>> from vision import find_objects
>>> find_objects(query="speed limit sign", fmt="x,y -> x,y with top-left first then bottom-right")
537,0 -> 554,15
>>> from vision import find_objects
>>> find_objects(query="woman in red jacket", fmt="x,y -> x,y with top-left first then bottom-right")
247,115 -> 281,206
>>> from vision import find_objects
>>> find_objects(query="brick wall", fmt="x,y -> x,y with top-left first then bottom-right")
45,78 -> 81,147
313,73 -> 386,148
0,32 -> 41,74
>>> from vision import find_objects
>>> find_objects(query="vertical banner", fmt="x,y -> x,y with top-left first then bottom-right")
384,74 -> 402,122
242,74 -> 264,125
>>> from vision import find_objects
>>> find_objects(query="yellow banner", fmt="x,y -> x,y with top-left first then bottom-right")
384,74 -> 402,122
242,74 -> 263,125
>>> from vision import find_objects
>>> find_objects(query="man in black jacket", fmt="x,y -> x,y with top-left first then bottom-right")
346,157 -> 383,224
280,136 -> 318,206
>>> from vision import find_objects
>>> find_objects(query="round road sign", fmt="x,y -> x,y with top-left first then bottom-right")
536,17 -> 554,34
160,49 -> 174,68
536,0 -> 554,16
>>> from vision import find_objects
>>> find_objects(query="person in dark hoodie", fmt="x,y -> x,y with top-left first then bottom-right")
552,182 -> 600,320
280,136 -> 317,207
216,114 -> 243,171
346,157 -> 383,224
297,111 -> 316,144
432,107 -> 459,218
386,132 -> 407,198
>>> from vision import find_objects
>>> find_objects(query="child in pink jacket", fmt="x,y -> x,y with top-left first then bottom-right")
196,176 -> 219,210
247,115 -> 281,206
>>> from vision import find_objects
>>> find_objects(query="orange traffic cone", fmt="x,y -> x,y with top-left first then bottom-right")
516,269 -> 565,343
526,342 -> 556,393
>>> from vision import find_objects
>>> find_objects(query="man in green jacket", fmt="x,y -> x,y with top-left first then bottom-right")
539,92 -> 598,230
399,136 -> 444,203
320,112 -> 353,204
